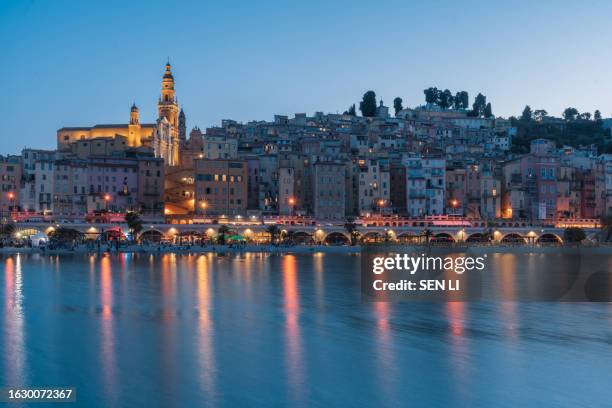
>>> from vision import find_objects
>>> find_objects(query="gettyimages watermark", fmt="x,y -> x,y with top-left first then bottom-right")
361,245 -> 612,302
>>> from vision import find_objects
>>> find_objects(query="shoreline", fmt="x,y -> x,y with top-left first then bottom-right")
3,243 -> 612,255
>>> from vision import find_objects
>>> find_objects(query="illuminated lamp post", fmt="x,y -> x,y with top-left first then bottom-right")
8,192 -> 15,217
450,198 -> 459,216
104,194 -> 111,211
288,197 -> 296,217
378,199 -> 385,216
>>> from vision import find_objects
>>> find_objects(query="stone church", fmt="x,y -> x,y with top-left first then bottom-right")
56,62 -> 186,166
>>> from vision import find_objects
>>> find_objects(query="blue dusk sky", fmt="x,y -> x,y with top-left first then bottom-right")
1,0 -> 611,154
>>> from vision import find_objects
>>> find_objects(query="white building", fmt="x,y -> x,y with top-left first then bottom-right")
403,154 -> 446,216
19,149 -> 57,213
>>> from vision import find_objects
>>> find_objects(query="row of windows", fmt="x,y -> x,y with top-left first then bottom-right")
317,200 -> 344,207
197,174 -> 244,182
318,190 -> 343,198
201,198 -> 243,205
202,187 -> 242,195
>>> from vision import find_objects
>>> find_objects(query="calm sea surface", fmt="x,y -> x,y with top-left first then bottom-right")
1,252 -> 611,407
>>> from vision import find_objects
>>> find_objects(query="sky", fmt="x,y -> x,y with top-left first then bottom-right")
1,0 -> 612,154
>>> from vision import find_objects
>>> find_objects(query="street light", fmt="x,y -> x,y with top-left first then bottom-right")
104,194 -> 111,211
378,199 -> 385,215
288,197 -> 296,217
450,199 -> 459,216
200,201 -> 208,218
8,192 -> 14,214
5,192 -> 15,219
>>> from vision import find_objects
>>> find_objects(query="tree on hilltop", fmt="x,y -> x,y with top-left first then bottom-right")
424,87 -> 439,105
521,105 -> 533,121
533,109 -> 547,121
393,97 -> 403,116
359,91 -> 377,117
471,93 -> 487,117
344,104 -> 356,116
594,110 -> 602,122
438,89 -> 453,109
484,102 -> 493,118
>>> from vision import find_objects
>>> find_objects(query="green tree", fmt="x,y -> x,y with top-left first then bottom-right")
48,228 -> 82,246
594,110 -> 602,122
484,102 -> 493,118
359,91 -> 377,117
453,91 -> 468,110
344,104 -> 356,116
0,223 -> 15,244
424,87 -> 439,105
439,89 -> 453,109
520,105 -> 532,121
472,93 -> 486,117
393,97 -> 403,116
453,92 -> 462,109
344,217 -> 359,246
266,225 -> 280,245
563,227 -> 586,243
563,107 -> 579,121
217,225 -> 230,245
125,211 -> 143,239
459,91 -> 469,109
598,216 -> 612,242
533,109 -> 547,121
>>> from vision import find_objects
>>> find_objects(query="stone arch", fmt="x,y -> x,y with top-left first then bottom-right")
291,231 -> 314,244
431,232 -> 455,243
397,232 -> 420,243
324,231 -> 350,245
48,227 -> 85,243
139,229 -> 164,243
361,231 -> 382,243
536,233 -> 563,244
466,233 -> 489,243
501,233 -> 526,244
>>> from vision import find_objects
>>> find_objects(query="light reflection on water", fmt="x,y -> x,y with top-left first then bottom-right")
3,256 -> 25,389
0,252 -> 611,407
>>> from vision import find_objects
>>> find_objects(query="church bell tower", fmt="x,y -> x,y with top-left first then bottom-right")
157,60 -> 180,165
158,61 -> 179,129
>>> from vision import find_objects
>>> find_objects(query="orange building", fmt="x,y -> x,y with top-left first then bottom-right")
56,62 -> 181,166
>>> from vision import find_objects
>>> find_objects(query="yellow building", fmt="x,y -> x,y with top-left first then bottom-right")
56,62 -> 181,166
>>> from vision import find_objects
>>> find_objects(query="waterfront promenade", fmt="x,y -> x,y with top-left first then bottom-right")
6,218 -> 601,246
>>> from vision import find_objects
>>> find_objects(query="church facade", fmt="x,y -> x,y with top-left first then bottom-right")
56,62 -> 183,166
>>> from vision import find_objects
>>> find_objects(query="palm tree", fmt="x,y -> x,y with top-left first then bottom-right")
217,225 -> 230,245
344,217 -> 359,246
282,230 -> 296,245
482,221 -> 495,243
266,225 -> 280,245
421,228 -> 433,247
49,227 -> 82,247
0,223 -> 15,245
598,216 -> 612,242
125,211 -> 143,241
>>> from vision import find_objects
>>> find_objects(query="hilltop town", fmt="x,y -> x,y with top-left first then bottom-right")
1,62 -> 612,240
